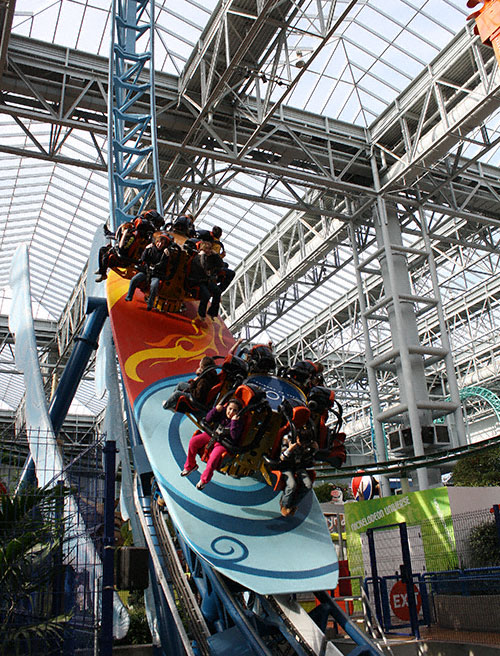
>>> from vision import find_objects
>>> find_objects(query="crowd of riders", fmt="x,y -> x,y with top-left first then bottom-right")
163,342 -> 347,515
95,209 -> 235,319
97,209 -> 347,514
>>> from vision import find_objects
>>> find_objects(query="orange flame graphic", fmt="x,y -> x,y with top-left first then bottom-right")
125,318 -> 231,382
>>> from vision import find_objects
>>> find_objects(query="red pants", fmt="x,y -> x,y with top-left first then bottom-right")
184,431 -> 227,484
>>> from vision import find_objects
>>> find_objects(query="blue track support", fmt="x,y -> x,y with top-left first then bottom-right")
49,297 -> 108,434
176,532 -> 273,656
101,440 -> 117,656
108,0 -> 162,230
314,591 -> 384,655
146,560 -> 179,656
123,394 -> 183,656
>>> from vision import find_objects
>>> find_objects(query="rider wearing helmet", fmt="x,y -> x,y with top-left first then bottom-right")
245,343 -> 276,374
283,360 -> 324,392
172,212 -> 196,237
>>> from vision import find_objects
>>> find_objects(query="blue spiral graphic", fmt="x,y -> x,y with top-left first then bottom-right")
210,536 -> 249,563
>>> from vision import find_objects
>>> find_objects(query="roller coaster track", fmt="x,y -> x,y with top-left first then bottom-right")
107,3 -> 386,655
149,480 -> 386,656
133,474 -> 209,656
435,386 -> 500,424
316,433 -> 500,480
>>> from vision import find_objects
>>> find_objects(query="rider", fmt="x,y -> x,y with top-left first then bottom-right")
172,212 -> 196,237
95,209 -> 163,282
186,239 -> 222,322
278,424 -> 318,517
163,356 -> 219,411
181,398 -> 244,490
124,232 -> 172,310
196,226 -> 235,292
243,343 -> 276,374
282,360 -> 324,392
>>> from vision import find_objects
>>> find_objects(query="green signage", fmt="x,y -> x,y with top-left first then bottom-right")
344,487 -> 458,579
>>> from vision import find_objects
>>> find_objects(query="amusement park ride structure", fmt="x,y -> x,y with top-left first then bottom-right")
5,0 -> 500,653
2,1 -> 500,479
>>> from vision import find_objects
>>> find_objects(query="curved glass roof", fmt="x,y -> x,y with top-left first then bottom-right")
0,0 -> 486,418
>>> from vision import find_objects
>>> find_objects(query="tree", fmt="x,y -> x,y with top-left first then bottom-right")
469,520 -> 500,568
0,485 -> 72,655
451,446 -> 500,487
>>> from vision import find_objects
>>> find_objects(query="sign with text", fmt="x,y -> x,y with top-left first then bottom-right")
389,580 -> 421,621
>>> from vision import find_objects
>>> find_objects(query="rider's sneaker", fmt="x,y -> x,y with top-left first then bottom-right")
180,465 -> 198,477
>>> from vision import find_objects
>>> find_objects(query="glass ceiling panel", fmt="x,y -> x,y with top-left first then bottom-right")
0,0 -> 492,418
266,0 -> 468,125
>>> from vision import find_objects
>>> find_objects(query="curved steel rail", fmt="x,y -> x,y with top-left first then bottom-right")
316,432 -> 500,479
434,385 -> 500,425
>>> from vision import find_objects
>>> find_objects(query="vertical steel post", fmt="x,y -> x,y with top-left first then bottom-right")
367,528 -> 384,627
493,504 -> 500,550
399,522 -> 420,639
100,439 -> 117,656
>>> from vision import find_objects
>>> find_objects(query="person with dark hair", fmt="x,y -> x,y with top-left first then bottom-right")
186,239 -> 222,322
140,209 -> 164,230
281,360 -> 324,392
278,424 -> 318,517
124,232 -> 172,310
95,209 -> 163,282
244,342 -> 276,374
163,356 -> 218,410
172,212 -> 196,237
196,225 -> 235,292
181,398 -> 244,490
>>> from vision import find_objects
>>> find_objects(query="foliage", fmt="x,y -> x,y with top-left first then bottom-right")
452,447 -> 500,487
469,520 -> 500,567
114,591 -> 151,646
119,520 -> 134,547
0,485 -> 72,655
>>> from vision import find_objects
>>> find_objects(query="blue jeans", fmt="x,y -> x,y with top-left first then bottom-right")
125,272 -> 160,310
281,469 -> 313,509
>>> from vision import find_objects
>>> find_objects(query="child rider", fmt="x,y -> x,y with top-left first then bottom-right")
279,424 -> 318,517
181,398 -> 244,490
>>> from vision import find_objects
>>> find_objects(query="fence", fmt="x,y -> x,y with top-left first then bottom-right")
0,430 -> 107,656
358,507 -> 500,644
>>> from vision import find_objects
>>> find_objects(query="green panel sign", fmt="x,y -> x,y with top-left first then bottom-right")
344,487 -> 457,579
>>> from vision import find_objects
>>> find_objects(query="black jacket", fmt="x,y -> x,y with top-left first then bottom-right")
140,243 -> 169,278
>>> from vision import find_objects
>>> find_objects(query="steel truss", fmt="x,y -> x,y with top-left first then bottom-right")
108,0 -> 162,226
3,14 -> 500,465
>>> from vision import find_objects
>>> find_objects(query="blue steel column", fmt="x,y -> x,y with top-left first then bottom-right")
493,504 -> 500,552
49,298 -> 108,434
108,0 -> 162,231
17,297 -> 108,489
314,591 -> 384,655
399,523 -> 420,639
366,528 -> 383,628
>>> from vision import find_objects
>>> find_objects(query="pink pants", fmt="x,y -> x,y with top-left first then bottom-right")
184,431 -> 228,484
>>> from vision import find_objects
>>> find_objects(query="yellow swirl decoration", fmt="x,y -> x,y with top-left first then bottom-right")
124,317 -> 232,382
107,269 -> 130,309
